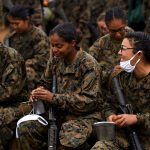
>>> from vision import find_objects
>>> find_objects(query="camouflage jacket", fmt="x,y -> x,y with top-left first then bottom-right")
9,26 -> 50,91
89,33 -> 121,74
0,43 -> 28,105
89,27 -> 133,76
40,50 -> 102,120
103,71 -> 150,148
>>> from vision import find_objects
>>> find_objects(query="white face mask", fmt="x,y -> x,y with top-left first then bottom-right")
16,114 -> 48,138
120,51 -> 141,72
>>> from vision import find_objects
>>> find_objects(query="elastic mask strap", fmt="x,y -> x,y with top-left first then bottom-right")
130,51 -> 142,66
16,114 -> 48,138
134,58 -> 141,66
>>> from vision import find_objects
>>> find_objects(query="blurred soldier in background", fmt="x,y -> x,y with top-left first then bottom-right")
7,5 -> 50,91
12,0 -> 44,29
43,0 -> 106,51
97,12 -> 109,37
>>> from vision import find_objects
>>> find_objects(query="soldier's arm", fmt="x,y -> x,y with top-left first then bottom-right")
136,110 -> 150,129
51,61 -> 102,115
39,58 -> 53,90
0,61 -> 26,101
25,31 -> 50,78
89,38 -> 102,62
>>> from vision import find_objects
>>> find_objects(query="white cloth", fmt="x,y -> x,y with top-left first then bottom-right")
16,114 -> 48,138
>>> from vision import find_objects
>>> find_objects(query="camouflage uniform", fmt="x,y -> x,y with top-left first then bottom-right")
9,25 -> 50,91
105,0 -> 127,10
18,50 -> 102,150
89,27 -> 133,80
79,0 -> 106,51
91,70 -> 150,150
55,0 -> 106,52
0,43 -> 30,150
12,0 -> 44,27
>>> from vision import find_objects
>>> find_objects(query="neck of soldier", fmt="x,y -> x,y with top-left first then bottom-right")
65,48 -> 77,65
134,58 -> 150,79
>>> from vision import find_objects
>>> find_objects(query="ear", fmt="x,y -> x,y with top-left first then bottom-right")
137,50 -> 143,57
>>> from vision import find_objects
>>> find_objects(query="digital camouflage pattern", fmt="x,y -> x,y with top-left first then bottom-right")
18,50 -> 102,150
0,43 -> 27,102
0,43 -> 31,149
89,27 -> 133,81
9,25 -> 50,91
91,139 -> 128,150
41,50 -> 102,149
55,0 -> 106,51
78,0 -> 106,51
92,71 -> 150,150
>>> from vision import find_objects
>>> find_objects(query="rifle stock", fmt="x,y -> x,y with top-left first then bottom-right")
112,77 -> 143,150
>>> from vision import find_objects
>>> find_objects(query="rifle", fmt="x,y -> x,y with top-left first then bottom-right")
112,77 -> 144,150
48,60 -> 58,150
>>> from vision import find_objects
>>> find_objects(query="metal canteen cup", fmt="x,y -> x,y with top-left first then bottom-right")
93,121 -> 115,141
33,100 -> 45,115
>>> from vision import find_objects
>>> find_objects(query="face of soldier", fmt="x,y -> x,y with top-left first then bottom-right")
108,19 -> 126,41
97,20 -> 109,36
8,16 -> 29,33
118,38 -> 134,62
118,38 -> 142,65
50,33 -> 75,59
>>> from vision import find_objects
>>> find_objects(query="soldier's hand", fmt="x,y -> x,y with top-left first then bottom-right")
114,65 -> 123,72
114,114 -> 138,127
31,87 -> 54,102
107,114 -> 118,122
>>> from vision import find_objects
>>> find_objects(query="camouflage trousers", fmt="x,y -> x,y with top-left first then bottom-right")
0,102 -> 32,150
90,139 -> 130,150
18,118 -> 97,150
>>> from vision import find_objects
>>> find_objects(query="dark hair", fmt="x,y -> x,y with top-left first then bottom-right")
105,7 -> 127,26
49,23 -> 81,49
8,5 -> 34,20
126,32 -> 150,63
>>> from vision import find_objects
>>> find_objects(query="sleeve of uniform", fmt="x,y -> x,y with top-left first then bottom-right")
101,94 -> 117,119
39,58 -> 53,90
25,30 -> 50,78
52,59 -> 102,115
0,60 -> 26,101
101,71 -> 120,119
136,113 -> 150,130
89,38 -> 102,62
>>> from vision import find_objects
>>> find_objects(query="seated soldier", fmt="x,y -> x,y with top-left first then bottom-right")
17,23 -> 102,150
0,21 -> 31,150
91,32 -> 150,150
